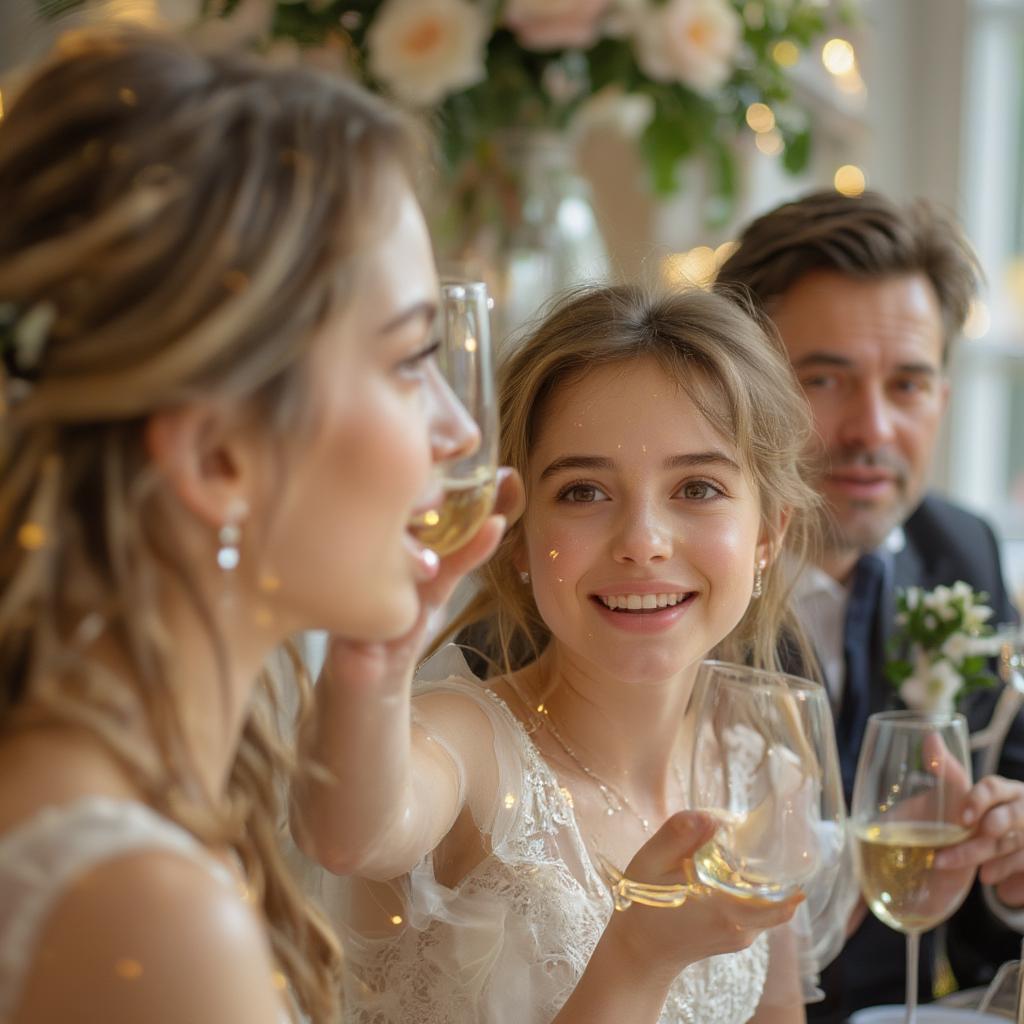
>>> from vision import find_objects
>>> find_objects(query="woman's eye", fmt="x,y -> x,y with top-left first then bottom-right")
680,481 -> 721,501
557,482 -> 608,503
396,340 -> 440,380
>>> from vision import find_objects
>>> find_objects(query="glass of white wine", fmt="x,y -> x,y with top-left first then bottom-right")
688,661 -> 847,903
409,280 -> 498,557
851,711 -> 975,1024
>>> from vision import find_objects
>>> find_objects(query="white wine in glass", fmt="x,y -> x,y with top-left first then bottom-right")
688,661 -> 846,903
408,280 -> 498,557
851,711 -> 975,1024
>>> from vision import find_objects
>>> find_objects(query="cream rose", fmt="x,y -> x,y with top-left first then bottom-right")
367,0 -> 488,107
503,0 -> 611,51
632,0 -> 741,95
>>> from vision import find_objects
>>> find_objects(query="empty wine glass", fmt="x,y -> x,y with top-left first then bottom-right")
688,661 -> 847,903
409,280 -> 498,556
851,711 -> 974,1024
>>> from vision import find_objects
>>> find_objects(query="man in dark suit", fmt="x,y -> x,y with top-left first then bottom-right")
717,190 -> 1024,1021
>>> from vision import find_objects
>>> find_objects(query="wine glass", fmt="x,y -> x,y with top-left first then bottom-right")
688,660 -> 847,903
850,711 -> 975,1024
409,280 -> 499,556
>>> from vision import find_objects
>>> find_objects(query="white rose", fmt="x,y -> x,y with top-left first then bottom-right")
941,632 -> 971,664
367,0 -> 488,107
900,658 -> 962,714
632,0 -> 741,95
965,603 -> 994,631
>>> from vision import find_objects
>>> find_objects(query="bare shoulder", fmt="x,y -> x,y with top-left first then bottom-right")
12,848 -> 285,1024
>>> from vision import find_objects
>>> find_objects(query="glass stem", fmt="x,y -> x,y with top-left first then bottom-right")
905,931 -> 920,1024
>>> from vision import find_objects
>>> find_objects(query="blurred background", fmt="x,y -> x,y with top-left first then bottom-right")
2,0 -> 1022,604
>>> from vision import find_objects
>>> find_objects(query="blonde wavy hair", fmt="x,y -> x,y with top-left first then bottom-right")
442,284 -> 822,680
0,26 -> 423,1023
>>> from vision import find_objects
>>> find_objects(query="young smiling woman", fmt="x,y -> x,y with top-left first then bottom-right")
294,285 -> 824,1024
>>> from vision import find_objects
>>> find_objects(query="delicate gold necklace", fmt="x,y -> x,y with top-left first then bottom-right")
533,701 -> 654,833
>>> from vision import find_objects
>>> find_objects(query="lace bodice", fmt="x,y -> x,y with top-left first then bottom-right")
0,797 -> 290,1022
318,677 -> 769,1024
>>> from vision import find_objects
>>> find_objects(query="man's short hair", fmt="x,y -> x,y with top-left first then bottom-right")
715,190 -> 982,362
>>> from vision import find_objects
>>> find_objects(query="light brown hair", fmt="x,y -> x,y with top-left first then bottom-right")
715,189 -> 981,363
0,26 -> 422,1022
440,284 -> 821,680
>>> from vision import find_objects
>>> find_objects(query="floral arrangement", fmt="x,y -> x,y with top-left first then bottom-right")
886,582 -> 997,714
195,0 -> 857,225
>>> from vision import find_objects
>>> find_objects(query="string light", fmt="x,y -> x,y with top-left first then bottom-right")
822,38 -> 856,76
834,164 -> 866,197
755,130 -> 784,157
772,41 -> 800,67
745,102 -> 775,134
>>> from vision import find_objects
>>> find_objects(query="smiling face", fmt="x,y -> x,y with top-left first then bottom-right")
260,179 -> 477,640
770,271 -> 948,570
520,357 -> 766,685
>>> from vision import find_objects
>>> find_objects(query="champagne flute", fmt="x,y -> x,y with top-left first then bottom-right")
409,280 -> 499,556
688,661 -> 847,902
851,711 -> 974,1024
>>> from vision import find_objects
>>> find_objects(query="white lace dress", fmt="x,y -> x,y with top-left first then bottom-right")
315,677 -> 770,1024
0,797 -> 293,1023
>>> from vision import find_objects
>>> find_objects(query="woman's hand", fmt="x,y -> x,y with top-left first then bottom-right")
321,466 -> 524,693
934,774 -> 1024,906
601,812 -> 806,989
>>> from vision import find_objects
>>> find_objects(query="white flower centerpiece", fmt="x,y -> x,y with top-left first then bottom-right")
886,582 -> 997,714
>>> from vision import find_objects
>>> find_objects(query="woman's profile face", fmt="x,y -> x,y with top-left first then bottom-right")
261,177 -> 477,640
521,357 -> 765,685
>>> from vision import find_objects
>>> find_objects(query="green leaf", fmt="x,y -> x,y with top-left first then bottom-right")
782,128 -> 811,174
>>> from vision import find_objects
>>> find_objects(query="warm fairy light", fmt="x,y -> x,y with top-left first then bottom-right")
17,523 -> 47,551
822,38 -> 856,76
560,786 -> 574,807
715,240 -> 740,264
962,299 -> 991,339
549,548 -> 559,560
1006,257 -> 1024,308
115,959 -> 143,980
464,335 -> 477,352
536,703 -> 546,714
390,915 -> 403,926
504,792 -> 517,808
755,130 -> 784,157
662,247 -> 717,289
422,510 -> 440,526
745,102 -> 775,134
772,40 -> 800,67
834,164 -> 866,197
272,971 -> 288,991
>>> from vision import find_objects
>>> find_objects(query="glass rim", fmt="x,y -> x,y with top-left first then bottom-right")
698,659 -> 825,697
439,278 -> 489,298
866,709 -> 968,728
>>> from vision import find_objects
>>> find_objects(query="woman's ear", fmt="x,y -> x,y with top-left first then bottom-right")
144,402 -> 257,529
757,506 -> 792,567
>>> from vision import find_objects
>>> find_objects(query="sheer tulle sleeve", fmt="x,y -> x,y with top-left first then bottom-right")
314,659 -> 599,1024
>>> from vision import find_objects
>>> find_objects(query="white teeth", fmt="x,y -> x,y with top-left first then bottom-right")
598,592 -> 688,611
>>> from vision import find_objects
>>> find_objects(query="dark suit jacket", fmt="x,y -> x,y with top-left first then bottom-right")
809,494 -> 1021,1023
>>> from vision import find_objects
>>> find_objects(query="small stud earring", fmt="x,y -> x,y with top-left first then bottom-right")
751,558 -> 767,599
519,570 -> 530,584
217,499 -> 249,573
